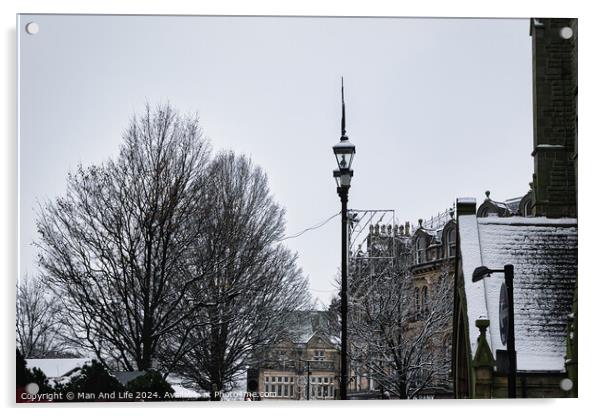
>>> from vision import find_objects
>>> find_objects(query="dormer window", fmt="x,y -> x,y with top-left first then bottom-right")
314,350 -> 325,361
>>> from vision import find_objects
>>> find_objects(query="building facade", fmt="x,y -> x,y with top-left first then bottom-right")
530,17 -> 578,218
247,311 -> 339,400
407,213 -> 455,398
346,212 -> 455,399
452,198 -> 577,398
452,17 -> 578,399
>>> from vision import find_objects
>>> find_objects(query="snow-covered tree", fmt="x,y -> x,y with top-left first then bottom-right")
163,152 -> 311,400
334,250 -> 453,399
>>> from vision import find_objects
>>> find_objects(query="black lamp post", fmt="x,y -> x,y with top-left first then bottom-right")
472,264 -> 516,398
333,78 -> 355,400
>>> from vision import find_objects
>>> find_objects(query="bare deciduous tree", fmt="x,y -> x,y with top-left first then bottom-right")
165,152 -> 311,399
36,104 -> 212,370
337,253 -> 453,399
16,275 -> 65,358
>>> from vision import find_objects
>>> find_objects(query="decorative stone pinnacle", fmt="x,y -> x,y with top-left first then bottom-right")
473,319 -> 496,368
476,318 -> 490,334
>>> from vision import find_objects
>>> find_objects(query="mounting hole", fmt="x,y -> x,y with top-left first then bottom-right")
559,26 -> 573,40
25,22 -> 39,35
25,382 -> 40,395
560,378 -> 573,391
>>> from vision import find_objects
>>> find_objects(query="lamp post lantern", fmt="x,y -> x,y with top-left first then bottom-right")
472,264 -> 516,398
333,78 -> 355,400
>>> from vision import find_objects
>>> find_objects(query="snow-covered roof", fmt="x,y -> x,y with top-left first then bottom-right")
285,311 -> 334,345
26,358 -> 92,379
170,384 -> 204,399
457,211 -> 577,372
457,197 -> 476,204
504,197 -> 522,215
165,377 -> 205,399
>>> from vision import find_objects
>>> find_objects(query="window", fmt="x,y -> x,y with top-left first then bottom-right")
314,350 -> 325,361
422,286 -> 429,315
309,375 -> 335,399
447,228 -> 456,258
416,236 -> 426,264
415,287 -> 420,316
264,374 -> 295,398
524,201 -> 533,217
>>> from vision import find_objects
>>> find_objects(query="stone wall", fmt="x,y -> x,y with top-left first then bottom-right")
530,18 -> 577,218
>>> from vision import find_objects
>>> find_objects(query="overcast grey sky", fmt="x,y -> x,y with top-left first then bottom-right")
18,15 -> 533,306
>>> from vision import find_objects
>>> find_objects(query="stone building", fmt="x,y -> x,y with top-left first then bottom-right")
452,198 -> 577,398
346,213 -> 456,399
406,213 -> 456,398
246,311 -> 339,400
452,17 -> 578,399
530,17 -> 578,218
347,223 -> 410,398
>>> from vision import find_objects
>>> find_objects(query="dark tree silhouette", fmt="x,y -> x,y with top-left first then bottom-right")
36,104 -> 212,371
165,152 -> 311,400
16,275 -> 65,358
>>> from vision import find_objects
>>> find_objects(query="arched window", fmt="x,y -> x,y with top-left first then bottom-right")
524,201 -> 533,217
416,236 -> 426,264
447,228 -> 456,258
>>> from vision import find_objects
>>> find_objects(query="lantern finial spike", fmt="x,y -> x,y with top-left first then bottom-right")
341,77 -> 346,138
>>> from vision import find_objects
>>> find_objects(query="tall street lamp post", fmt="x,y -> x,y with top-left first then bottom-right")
332,79 -> 355,400
472,264 -> 516,398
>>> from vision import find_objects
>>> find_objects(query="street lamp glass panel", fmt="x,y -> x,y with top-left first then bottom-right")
335,152 -> 354,170
333,140 -> 355,171
333,169 -> 352,188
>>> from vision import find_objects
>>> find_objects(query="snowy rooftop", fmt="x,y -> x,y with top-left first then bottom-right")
457,213 -> 577,372
166,375 -> 205,399
285,310 -> 334,345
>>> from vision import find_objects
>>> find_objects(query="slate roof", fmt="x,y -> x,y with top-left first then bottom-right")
457,215 -> 577,372
285,310 -> 334,345
417,226 -> 445,246
504,197 -> 522,215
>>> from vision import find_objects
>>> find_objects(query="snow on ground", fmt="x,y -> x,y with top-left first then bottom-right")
222,372 -> 248,401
